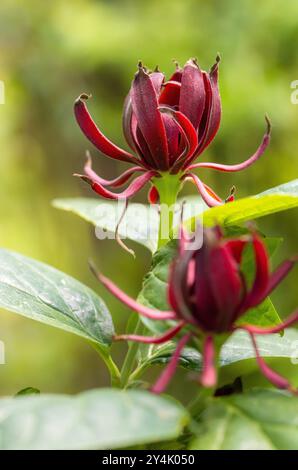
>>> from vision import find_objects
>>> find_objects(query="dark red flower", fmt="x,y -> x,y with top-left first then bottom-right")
90,226 -> 298,393
74,58 -> 271,207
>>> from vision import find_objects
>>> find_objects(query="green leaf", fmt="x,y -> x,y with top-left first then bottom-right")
0,389 -> 188,450
186,179 -> 298,229
138,236 -> 282,334
138,329 -> 298,389
53,198 -> 158,252
190,389 -> 298,450
15,387 -> 40,396
0,249 -> 114,349
53,196 -> 206,253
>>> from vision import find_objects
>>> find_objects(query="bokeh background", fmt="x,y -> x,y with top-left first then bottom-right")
0,0 -> 297,395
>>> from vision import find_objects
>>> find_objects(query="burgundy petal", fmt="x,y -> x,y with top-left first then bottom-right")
151,333 -> 191,394
114,321 -> 185,344
122,93 -> 137,152
168,251 -> 197,324
149,70 -> 165,95
188,116 -> 271,172
74,94 -> 139,164
84,152 -> 145,188
148,185 -> 159,204
208,244 -> 244,331
200,335 -> 217,387
186,173 -> 222,207
86,170 -> 157,200
225,239 -> 248,264
240,235 -> 269,311
159,108 -> 198,171
249,332 -> 296,392
89,262 -> 176,320
239,309 -> 298,335
256,257 -> 297,304
179,59 -> 206,129
131,67 -> 169,170
195,57 -> 221,157
159,80 -> 181,107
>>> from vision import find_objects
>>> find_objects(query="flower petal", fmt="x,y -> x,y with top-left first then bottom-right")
114,321 -> 185,344
131,66 -> 169,170
89,262 -> 176,320
74,94 -> 139,164
185,173 -> 222,207
200,335 -> 217,388
238,309 -> 298,335
159,108 -> 198,171
179,59 -> 206,129
159,80 -> 181,107
208,244 -> 244,331
151,333 -> 191,394
249,332 -> 296,392
148,185 -> 159,204
84,152 -> 145,188
188,116 -> 271,172
240,235 -> 270,311
196,56 -> 221,157
78,170 -> 157,200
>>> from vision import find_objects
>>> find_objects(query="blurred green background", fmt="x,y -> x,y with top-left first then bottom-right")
0,0 -> 297,396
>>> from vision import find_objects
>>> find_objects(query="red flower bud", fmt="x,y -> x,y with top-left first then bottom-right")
90,227 -> 298,394
74,59 -> 271,206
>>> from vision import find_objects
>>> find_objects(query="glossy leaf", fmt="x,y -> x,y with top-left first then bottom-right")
190,389 -> 298,450
0,389 -> 188,450
0,249 -> 114,349
186,179 -> 298,229
53,197 -> 206,253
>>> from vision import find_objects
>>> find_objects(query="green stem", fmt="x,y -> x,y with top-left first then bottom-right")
153,173 -> 182,249
91,342 -> 121,388
120,318 -> 144,388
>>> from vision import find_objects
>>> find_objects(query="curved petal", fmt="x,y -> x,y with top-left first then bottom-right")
74,94 -> 139,164
151,333 -> 191,394
159,80 -> 181,107
77,170 -> 157,200
185,173 -> 222,207
114,321 -> 185,344
84,152 -> 145,188
159,108 -> 198,171
248,332 -> 297,393
195,56 -> 221,158
148,185 -> 159,204
89,262 -> 176,321
122,93 -> 137,151
188,117 -> 271,172
149,70 -> 165,95
208,244 -> 244,331
131,66 -> 169,170
240,235 -> 269,311
252,257 -> 297,306
238,309 -> 298,335
179,59 -> 206,129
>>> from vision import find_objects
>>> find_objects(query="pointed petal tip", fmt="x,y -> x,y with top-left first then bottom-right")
75,93 -> 92,105
88,258 -> 102,280
265,114 -> 272,135
210,53 -> 221,75
73,173 -> 92,185
172,59 -> 181,70
85,150 -> 92,167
